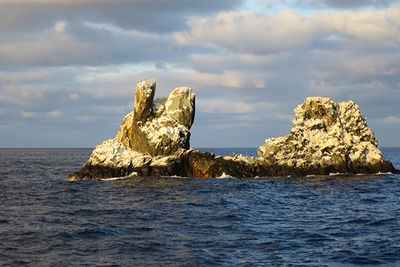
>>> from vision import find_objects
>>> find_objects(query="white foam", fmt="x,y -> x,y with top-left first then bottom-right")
161,175 -> 186,179
217,172 -> 236,179
329,172 -> 346,176
101,172 -> 138,181
101,176 -> 130,181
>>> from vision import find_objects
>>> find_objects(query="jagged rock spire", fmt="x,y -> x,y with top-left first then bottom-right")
116,79 -> 195,156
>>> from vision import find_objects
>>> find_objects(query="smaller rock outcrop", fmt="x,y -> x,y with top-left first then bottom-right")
258,97 -> 394,174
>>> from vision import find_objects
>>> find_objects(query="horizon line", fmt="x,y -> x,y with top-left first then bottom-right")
0,146 -> 399,149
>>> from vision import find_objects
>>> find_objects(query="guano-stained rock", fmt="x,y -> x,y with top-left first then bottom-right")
165,87 -> 195,128
67,85 -> 398,181
116,80 -> 195,156
133,79 -> 156,121
258,97 -> 393,173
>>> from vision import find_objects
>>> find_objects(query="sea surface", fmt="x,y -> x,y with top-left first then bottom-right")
1,148 -> 399,266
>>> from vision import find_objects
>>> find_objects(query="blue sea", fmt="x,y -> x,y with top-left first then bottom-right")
1,148 -> 399,266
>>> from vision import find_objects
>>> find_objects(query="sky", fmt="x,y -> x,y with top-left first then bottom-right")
0,0 -> 399,148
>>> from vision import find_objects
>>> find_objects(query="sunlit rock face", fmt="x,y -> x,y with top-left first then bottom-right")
86,138 -> 151,170
67,80 -> 196,181
116,80 -> 195,156
165,87 -> 195,128
258,97 -> 392,173
132,79 -> 156,121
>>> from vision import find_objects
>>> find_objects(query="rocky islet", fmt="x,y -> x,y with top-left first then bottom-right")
67,80 -> 397,180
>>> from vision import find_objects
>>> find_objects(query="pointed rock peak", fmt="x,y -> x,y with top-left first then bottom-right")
165,87 -> 195,128
296,97 -> 337,122
133,79 -> 156,121
300,97 -> 336,111
291,97 -> 339,129
303,96 -> 334,102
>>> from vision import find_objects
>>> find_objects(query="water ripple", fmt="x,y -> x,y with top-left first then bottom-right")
0,148 -> 399,266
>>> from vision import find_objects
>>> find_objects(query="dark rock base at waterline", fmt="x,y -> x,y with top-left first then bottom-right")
67,150 -> 398,180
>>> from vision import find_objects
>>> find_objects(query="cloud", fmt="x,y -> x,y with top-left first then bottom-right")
177,5 -> 400,54
0,0 -> 243,33
176,11 -> 328,54
1,2 -> 400,147
0,82 -> 47,105
0,23 -> 94,67
179,70 -> 266,89
198,99 -> 253,114
3,4 -> 397,68
382,116 -> 400,125
0,20 -> 181,67
296,0 -> 398,9
20,110 -> 62,119
69,93 -> 80,100
316,7 -> 400,46
22,111 -> 34,118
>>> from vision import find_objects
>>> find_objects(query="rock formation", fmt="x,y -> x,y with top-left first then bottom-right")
67,81 -> 397,181
115,80 -> 195,156
258,97 -> 394,174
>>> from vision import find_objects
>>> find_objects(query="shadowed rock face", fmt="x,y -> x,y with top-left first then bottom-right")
67,84 -> 397,181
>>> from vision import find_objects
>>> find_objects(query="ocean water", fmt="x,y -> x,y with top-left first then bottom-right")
1,148 -> 399,266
